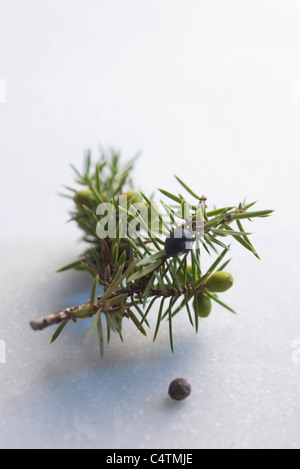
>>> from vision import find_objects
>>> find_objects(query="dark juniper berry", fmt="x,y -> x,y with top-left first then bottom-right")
164,227 -> 195,258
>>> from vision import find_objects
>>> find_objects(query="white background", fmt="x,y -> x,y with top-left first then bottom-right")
0,0 -> 299,449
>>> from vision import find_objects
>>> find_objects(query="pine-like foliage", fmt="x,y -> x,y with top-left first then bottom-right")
30,148 -> 273,358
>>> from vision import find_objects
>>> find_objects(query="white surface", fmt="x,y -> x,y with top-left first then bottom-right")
0,0 -> 299,449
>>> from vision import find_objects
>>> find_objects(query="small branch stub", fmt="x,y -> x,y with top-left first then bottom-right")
30,307 -> 78,331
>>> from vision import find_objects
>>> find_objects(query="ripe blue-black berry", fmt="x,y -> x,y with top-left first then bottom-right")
164,227 -> 195,258
168,378 -> 191,400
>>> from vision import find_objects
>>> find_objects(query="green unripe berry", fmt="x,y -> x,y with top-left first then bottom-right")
74,190 -> 96,209
206,271 -> 234,292
193,294 -> 212,318
121,190 -> 142,204
178,265 -> 196,284
100,190 -> 108,201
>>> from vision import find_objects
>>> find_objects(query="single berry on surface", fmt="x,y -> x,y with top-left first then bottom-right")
168,378 -> 191,401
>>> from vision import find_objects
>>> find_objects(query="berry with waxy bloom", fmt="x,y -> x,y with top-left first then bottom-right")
164,227 -> 195,258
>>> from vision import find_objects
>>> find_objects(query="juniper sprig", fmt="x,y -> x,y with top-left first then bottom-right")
30,148 -> 273,358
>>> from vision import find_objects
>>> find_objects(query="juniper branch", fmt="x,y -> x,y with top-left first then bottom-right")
29,147 -> 273,356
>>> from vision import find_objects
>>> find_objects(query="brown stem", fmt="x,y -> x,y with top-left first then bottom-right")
30,306 -> 79,331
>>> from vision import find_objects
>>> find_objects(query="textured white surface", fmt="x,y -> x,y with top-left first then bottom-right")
0,0 -> 300,449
